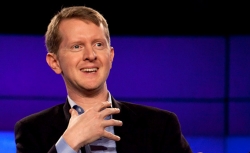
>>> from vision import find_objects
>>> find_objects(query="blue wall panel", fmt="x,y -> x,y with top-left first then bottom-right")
226,136 -> 250,153
0,131 -> 15,153
229,36 -> 250,98
229,102 -> 250,135
229,36 -> 250,136
0,35 -> 66,97
108,36 -> 226,98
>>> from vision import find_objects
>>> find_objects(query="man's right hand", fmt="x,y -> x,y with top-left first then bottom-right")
62,101 -> 122,152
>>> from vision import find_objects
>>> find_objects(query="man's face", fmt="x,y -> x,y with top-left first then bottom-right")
50,18 -> 114,93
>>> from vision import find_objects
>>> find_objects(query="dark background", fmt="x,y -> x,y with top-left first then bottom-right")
1,0 -> 249,36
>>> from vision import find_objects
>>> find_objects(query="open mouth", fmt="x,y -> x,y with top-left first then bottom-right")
81,68 -> 98,73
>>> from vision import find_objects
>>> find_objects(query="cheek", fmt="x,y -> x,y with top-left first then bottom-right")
58,54 -> 79,70
104,54 -> 113,67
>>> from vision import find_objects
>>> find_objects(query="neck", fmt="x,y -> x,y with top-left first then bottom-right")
67,85 -> 109,110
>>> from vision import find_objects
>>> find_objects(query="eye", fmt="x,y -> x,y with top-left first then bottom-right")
93,42 -> 106,50
96,42 -> 102,47
70,45 -> 84,52
73,45 -> 80,49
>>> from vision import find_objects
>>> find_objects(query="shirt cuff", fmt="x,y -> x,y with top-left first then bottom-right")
55,136 -> 78,153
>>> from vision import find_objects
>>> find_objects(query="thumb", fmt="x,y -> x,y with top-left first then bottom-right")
69,108 -> 79,117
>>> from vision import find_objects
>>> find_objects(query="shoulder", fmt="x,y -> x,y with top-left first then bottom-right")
118,100 -> 175,115
15,103 -> 65,128
14,103 -> 67,152
115,100 -> 183,138
115,100 -> 178,123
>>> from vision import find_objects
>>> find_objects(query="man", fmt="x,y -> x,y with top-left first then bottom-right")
14,6 -> 192,153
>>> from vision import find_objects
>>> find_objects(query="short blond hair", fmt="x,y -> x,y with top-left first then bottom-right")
45,6 -> 110,54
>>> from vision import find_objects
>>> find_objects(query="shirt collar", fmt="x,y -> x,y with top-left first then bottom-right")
67,91 -> 112,110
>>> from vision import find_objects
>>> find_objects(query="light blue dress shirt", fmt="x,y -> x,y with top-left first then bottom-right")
55,92 -> 117,153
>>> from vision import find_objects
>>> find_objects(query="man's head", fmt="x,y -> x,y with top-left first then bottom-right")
45,6 -> 110,55
45,6 -> 114,95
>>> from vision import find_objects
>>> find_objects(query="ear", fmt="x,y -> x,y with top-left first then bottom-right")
109,47 -> 114,68
46,53 -> 62,74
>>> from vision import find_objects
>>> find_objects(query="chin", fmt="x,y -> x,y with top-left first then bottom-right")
83,85 -> 101,92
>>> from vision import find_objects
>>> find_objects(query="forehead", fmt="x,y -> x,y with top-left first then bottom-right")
59,18 -> 102,33
58,18 -> 107,42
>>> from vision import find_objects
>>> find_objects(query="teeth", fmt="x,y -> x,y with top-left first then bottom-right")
82,68 -> 97,72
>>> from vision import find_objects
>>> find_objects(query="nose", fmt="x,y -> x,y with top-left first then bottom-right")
83,45 -> 97,61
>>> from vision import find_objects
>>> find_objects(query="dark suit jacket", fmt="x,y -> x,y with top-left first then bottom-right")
15,97 -> 192,153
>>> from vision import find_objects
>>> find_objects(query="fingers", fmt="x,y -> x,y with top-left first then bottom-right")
103,131 -> 121,141
94,101 -> 112,112
69,108 -> 79,117
103,119 -> 123,127
66,102 -> 122,147
101,108 -> 120,119
92,101 -> 120,119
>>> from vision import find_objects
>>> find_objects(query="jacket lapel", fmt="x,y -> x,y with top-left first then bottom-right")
112,97 -> 139,153
63,98 -> 72,122
51,99 -> 71,136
